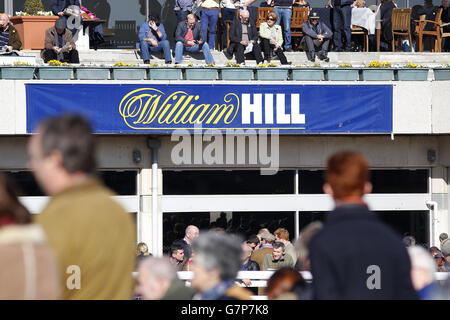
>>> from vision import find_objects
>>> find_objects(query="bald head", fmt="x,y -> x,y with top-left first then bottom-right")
185,225 -> 199,243
0,14 -> 9,28
240,9 -> 250,23
186,14 -> 196,28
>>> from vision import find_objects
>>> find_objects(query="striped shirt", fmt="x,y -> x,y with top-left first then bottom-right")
0,27 -> 10,48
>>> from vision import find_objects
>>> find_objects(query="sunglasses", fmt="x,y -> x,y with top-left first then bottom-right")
267,17 -> 275,21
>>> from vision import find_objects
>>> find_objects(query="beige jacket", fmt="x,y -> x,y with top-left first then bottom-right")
259,22 -> 284,47
0,224 -> 61,300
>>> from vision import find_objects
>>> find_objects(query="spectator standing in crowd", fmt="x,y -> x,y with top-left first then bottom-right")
301,12 -> 332,62
136,257 -> 196,300
240,243 -> 259,291
439,232 -> 448,249
136,242 -> 151,263
191,232 -> 253,300
174,14 -> 215,64
224,9 -> 264,65
433,252 -> 447,272
408,246 -> 438,300
138,12 -> 172,65
308,151 -> 418,299
0,14 -> 22,53
220,0 -> 239,51
259,12 -> 290,64
403,235 -> 416,247
239,0 -> 261,23
170,243 -> 188,271
263,241 -> 295,270
30,114 -> 136,299
293,0 -> 311,9
175,0 -> 194,23
201,0 -> 220,51
294,221 -> 323,271
173,224 -> 199,260
271,0 -> 294,51
429,246 -> 441,257
251,231 -> 275,270
379,0 -> 397,51
0,174 -> 61,299
330,0 -> 353,51
441,240 -> 450,263
274,228 -> 297,263
51,0 -> 81,36
42,18 -> 79,64
247,234 -> 260,250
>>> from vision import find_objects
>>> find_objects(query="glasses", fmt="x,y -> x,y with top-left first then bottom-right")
267,17 -> 275,21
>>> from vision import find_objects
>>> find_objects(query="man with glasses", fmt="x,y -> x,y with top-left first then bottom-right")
224,9 -> 263,65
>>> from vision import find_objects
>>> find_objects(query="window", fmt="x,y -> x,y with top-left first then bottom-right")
298,169 -> 429,194
163,170 -> 295,195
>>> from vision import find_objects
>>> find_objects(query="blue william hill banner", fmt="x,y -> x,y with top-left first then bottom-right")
26,83 -> 393,134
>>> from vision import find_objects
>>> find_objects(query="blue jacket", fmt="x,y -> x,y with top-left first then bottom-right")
138,21 -> 167,42
331,0 -> 353,6
302,20 -> 333,39
51,0 -> 80,15
175,21 -> 204,44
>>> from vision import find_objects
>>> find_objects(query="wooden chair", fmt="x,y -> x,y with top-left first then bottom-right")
441,18 -> 450,51
351,26 -> 369,52
291,7 -> 309,50
256,7 -> 273,29
225,8 -> 241,49
391,8 -> 413,52
415,8 -> 443,52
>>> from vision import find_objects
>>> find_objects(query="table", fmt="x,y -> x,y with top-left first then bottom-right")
351,7 -> 376,35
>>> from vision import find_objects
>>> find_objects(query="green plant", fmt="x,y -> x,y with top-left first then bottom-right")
24,0 -> 44,15
366,61 -> 391,68
47,60 -> 70,66
339,62 -> 352,68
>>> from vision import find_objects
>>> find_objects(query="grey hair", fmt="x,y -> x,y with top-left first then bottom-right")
192,232 -> 243,280
139,257 -> 177,282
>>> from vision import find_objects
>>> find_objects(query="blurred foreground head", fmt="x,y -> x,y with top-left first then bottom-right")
324,151 -> 372,202
27,114 -> 96,196
191,231 -> 243,292
136,257 -> 177,300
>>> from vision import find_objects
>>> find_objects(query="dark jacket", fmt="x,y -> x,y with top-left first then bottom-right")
242,259 -> 260,271
380,1 -> 396,41
308,203 -> 418,300
51,0 -> 80,15
302,20 -> 333,39
331,0 -> 354,6
229,18 -> 258,44
4,24 -> 22,50
162,279 -> 196,300
173,239 -> 192,260
175,21 -> 204,44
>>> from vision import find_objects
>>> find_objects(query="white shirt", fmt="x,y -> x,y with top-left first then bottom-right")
221,0 -> 240,8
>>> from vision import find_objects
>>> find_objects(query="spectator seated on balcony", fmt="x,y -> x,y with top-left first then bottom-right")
42,18 -> 80,64
0,14 -> 22,55
224,9 -> 264,65
301,12 -> 332,62
259,12 -> 290,64
138,12 -> 172,65
174,14 -> 215,65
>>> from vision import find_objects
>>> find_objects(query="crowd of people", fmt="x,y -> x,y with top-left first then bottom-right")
1,112 -> 450,300
1,0 -> 449,65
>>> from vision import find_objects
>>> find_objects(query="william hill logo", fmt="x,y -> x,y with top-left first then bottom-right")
119,88 -> 306,130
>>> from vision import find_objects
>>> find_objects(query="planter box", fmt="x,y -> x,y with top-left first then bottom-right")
360,69 -> 394,81
111,68 -> 147,80
291,69 -> 323,81
184,68 -> 217,80
326,69 -> 359,81
10,16 -> 59,50
433,69 -> 450,81
220,68 -> 254,81
75,67 -> 110,80
148,68 -> 182,80
255,68 -> 289,81
37,67 -> 72,80
395,69 -> 429,81
0,66 -> 35,79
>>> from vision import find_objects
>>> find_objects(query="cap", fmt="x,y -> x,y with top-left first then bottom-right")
55,18 -> 66,30
309,12 -> 320,19
260,231 -> 276,243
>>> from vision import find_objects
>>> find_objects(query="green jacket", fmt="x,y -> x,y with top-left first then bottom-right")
6,24 -> 22,50
35,178 -> 136,300
262,253 -> 295,270
259,22 -> 284,47
162,279 -> 196,300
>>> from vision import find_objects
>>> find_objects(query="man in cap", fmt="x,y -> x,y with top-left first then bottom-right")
301,11 -> 332,62
42,18 -> 79,63
250,231 -> 275,270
